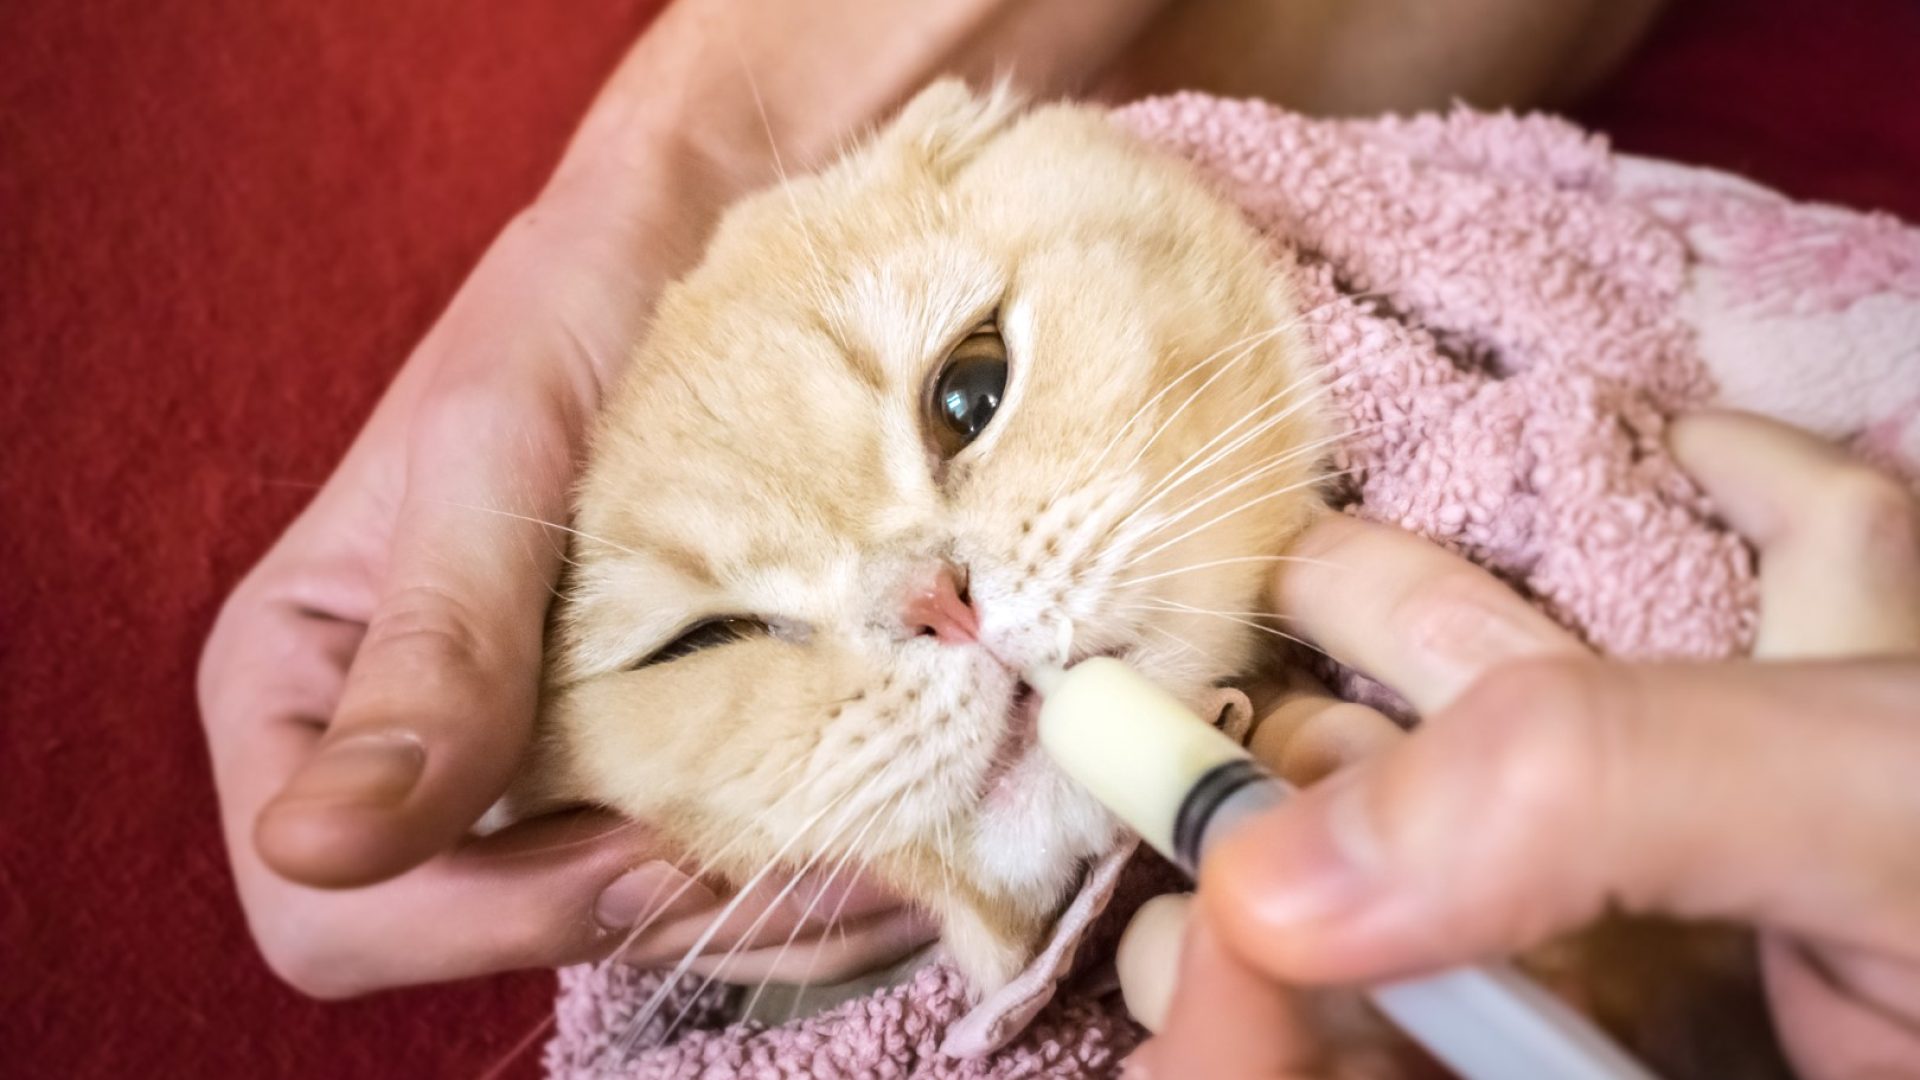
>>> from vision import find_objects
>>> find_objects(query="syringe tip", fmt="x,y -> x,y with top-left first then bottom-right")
1025,662 -> 1069,697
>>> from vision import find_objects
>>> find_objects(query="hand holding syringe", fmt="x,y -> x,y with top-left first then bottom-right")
1030,657 -> 1659,1080
1026,413 -> 1920,1080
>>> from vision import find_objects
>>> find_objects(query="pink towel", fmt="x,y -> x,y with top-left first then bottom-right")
546,96 -> 1920,1078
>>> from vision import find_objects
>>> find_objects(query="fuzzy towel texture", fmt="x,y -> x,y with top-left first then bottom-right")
545,97 -> 1920,1078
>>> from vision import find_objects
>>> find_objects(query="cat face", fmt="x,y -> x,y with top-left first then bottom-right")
535,82 -> 1326,993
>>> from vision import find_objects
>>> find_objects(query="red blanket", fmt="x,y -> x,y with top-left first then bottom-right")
4,0 -> 1916,1075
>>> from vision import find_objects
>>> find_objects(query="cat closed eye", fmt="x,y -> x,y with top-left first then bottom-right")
927,326 -> 1008,457
635,617 -> 768,668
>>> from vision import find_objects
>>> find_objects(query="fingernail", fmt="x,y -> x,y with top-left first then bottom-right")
278,733 -> 425,808
595,861 -> 716,932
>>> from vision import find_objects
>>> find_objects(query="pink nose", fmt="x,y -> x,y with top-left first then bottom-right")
900,563 -> 979,645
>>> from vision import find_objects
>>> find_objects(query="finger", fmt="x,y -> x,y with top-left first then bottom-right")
1760,936 -> 1920,1080
1669,410 -> 1920,659
1249,678 -> 1405,786
204,602 -> 734,992
615,871 -> 907,970
1118,893 -> 1195,1032
236,807 -> 713,997
256,364 -> 588,887
1272,515 -> 1587,714
1130,900 -> 1331,1079
682,907 -> 939,984
246,809 -> 909,998
1198,658 -> 1920,987
201,584 -> 371,823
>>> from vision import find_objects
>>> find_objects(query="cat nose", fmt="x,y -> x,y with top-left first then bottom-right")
899,562 -> 979,645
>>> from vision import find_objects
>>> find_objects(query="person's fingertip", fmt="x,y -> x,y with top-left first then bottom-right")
255,798 -> 420,888
251,732 -> 437,887
1665,408 -> 1773,459
1269,701 -> 1402,785
594,861 -> 717,932
1118,893 -> 1193,1032
1666,410 -> 1841,540
273,732 -> 427,809
1202,772 -> 1386,973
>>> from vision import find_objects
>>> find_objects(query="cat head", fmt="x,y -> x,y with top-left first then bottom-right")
531,81 -> 1327,993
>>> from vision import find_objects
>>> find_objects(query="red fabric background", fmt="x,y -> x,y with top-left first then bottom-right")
4,1 -> 1916,1076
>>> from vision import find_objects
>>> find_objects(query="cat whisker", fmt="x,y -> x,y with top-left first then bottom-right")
1127,361 -> 1342,516
649,781 -> 893,1049
1090,282 -> 1390,534
728,33 -> 831,286
1125,597 -> 1330,658
1116,553 -> 1348,589
1094,286 -> 1376,500
1120,417 -> 1369,558
427,497 -> 647,560
934,811 -> 958,940
735,785 -> 903,1022
489,815 -> 647,858
1121,443 -> 1367,565
1123,600 -> 1295,621
781,808 -> 901,1025
607,793 -> 855,1062
523,743 -> 847,986
1080,371 -> 1341,570
1147,376 -> 1368,517
610,775 -> 883,1060
1118,469 -> 1360,572
1138,623 -> 1214,686
441,493 -> 587,604
1110,321 -> 1302,484
1047,316 -> 1299,506
473,1012 -> 557,1080
1176,420 -> 1381,524
593,753 -> 821,979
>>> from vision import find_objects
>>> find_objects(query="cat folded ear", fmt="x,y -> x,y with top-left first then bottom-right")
883,78 -> 1023,179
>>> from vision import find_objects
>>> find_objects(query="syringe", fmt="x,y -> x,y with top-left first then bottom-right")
1030,657 -> 1658,1080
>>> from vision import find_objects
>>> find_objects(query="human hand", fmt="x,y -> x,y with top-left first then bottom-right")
193,130 -> 930,997
1118,412 -> 1920,1079
193,12 -> 890,999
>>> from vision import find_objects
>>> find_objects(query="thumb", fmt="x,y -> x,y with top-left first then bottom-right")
257,386 -> 576,887
1198,658 -> 1920,986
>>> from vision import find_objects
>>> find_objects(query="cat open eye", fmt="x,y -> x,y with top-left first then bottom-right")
926,324 -> 1008,457
635,616 -> 767,668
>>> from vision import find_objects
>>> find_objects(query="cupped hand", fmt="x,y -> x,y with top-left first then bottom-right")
1119,412 -> 1920,1079
196,0 -> 1211,1002
193,40 -> 934,999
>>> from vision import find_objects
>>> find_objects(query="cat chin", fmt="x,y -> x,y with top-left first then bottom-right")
965,752 -> 1118,917
937,797 -> 1120,999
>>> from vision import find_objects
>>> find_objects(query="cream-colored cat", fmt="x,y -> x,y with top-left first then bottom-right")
519,80 -> 1328,996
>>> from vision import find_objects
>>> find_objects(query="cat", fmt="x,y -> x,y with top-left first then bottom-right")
508,81 -> 1795,1080
510,79 -> 1330,996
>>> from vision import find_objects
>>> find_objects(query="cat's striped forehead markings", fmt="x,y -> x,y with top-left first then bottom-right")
635,535 -> 721,591
834,339 -> 888,394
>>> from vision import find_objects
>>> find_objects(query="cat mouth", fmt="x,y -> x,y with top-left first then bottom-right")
977,648 -> 1122,804
974,683 -> 1041,805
